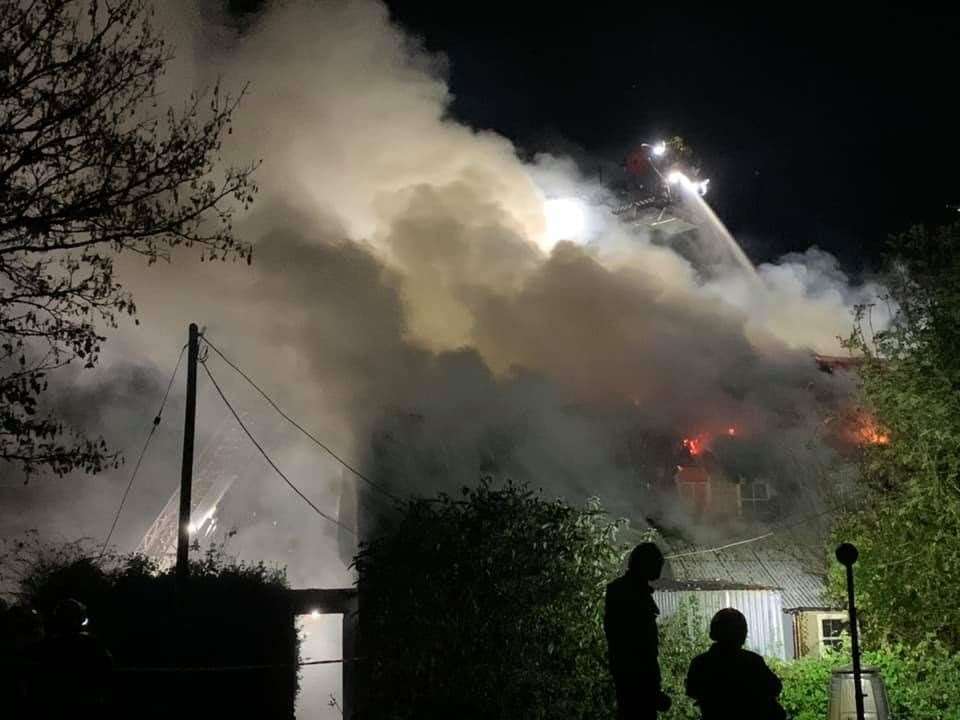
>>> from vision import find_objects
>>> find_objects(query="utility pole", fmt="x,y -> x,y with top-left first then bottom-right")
836,542 -> 866,720
176,323 -> 200,581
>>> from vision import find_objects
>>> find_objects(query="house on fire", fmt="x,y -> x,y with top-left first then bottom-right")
673,443 -> 786,523
654,537 -> 846,660
648,428 -> 848,660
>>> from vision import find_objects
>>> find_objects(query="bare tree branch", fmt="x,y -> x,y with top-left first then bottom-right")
0,0 -> 257,477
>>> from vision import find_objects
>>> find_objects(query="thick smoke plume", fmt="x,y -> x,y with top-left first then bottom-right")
3,0 -> 883,587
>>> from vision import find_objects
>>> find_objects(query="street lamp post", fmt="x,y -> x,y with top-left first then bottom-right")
836,542 -> 866,720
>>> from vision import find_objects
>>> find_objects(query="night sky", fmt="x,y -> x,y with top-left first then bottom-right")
381,4 -> 960,271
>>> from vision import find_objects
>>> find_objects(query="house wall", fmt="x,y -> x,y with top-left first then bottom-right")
654,588 -> 786,659
673,464 -> 758,520
782,610 -> 797,660
711,477 -> 741,519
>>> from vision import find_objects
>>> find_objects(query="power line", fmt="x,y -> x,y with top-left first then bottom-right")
664,532 -> 775,559
113,657 -> 354,672
99,343 -> 188,559
200,335 -> 398,502
662,505 -> 842,560
200,359 -> 355,536
7,658 -> 356,673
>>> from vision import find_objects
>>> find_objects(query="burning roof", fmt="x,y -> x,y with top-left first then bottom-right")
814,354 -> 865,374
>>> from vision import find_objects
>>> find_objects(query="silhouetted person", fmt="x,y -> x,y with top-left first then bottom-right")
604,542 -> 671,719
7,604 -> 44,651
686,608 -> 785,720
37,598 -> 113,719
1,603 -> 44,717
0,599 -> 12,708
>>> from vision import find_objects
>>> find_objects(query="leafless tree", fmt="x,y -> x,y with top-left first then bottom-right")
0,0 -> 257,478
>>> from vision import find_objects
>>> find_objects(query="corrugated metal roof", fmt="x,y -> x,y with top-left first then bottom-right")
661,532 -> 836,609
653,579 -> 773,592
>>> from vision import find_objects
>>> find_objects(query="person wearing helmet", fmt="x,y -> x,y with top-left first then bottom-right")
7,603 -> 44,650
2,603 -> 45,717
685,608 -> 785,720
604,542 -> 672,719
0,600 -> 15,711
37,598 -> 114,718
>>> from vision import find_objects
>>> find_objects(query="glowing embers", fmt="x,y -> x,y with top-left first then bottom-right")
853,415 -> 890,446
682,436 -> 704,456
823,406 -> 892,454
681,425 -> 738,459
681,430 -> 721,457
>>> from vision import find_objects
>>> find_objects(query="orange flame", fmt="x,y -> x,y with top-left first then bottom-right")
856,420 -> 890,446
682,425 -> 741,458
840,410 -> 890,447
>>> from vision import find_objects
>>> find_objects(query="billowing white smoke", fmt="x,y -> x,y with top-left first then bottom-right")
0,1 -> 887,713
4,0 -> 882,617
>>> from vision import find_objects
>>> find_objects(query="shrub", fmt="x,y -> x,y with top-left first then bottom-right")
657,598 -> 709,720
4,538 -> 297,720
862,641 -> 960,720
771,640 -> 960,720
354,480 -> 630,720
771,652 -> 836,720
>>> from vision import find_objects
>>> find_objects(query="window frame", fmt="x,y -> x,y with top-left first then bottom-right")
819,615 -> 849,651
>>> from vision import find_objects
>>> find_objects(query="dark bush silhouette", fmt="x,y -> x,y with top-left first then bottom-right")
354,480 -> 635,720
10,542 -> 297,720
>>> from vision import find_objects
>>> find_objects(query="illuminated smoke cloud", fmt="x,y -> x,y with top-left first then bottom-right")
4,0 -> 883,587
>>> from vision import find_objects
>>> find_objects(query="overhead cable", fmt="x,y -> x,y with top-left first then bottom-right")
98,343 -> 188,559
200,359 -> 355,536
662,505 -> 843,559
201,336 -> 398,502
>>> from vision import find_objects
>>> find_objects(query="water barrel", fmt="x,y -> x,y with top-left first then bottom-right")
827,666 -> 890,720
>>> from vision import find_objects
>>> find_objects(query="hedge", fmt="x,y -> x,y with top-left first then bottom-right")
4,540 -> 299,720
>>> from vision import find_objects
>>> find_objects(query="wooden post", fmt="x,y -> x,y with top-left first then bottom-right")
176,323 -> 200,581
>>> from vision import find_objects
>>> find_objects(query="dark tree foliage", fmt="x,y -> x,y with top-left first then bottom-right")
0,0 -> 256,478
354,480 -> 629,720
832,222 -> 960,649
5,538 -> 296,720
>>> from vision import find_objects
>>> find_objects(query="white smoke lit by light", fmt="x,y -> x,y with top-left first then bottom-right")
542,197 -> 587,251
2,3 -> 892,716
8,0 -> 886,558
667,170 -> 710,196
188,505 -> 218,536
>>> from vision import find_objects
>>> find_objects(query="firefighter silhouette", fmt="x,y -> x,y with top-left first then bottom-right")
1,603 -> 45,717
604,542 -> 672,720
686,608 -> 786,720
37,599 -> 114,718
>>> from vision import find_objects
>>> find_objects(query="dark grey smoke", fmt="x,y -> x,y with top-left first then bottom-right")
0,4 -> 884,712
0,0 -> 884,569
